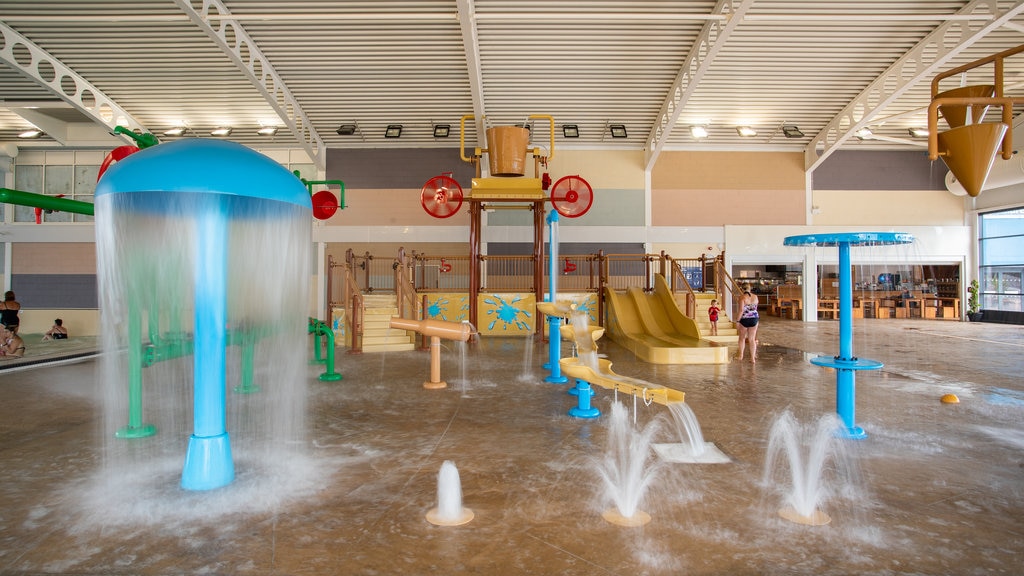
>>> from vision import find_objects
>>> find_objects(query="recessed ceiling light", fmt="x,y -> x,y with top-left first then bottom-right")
256,126 -> 279,136
384,124 -> 402,138
855,128 -> 873,140
336,124 -> 357,135
562,124 -> 579,138
163,126 -> 186,137
609,124 -> 627,138
210,127 -> 233,137
908,127 -> 929,138
690,126 -> 709,139
17,129 -> 43,139
433,124 -> 450,138
736,126 -> 758,137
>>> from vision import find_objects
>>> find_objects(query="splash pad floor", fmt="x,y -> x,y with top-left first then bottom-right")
1,317 -> 1022,575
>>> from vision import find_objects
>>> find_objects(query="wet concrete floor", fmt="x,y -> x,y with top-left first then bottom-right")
0,317 -> 1022,575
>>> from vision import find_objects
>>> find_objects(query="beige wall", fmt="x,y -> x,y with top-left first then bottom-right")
811,190 -> 965,226
321,188 -> 470,227
13,242 -> 96,273
651,151 -> 806,226
547,149 -> 646,189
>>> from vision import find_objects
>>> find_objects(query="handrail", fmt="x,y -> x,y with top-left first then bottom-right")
394,247 -> 418,319
664,253 -> 697,318
343,249 -> 364,354
716,259 -> 747,317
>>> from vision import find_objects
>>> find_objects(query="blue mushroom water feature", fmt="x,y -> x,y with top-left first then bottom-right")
784,232 -> 914,439
95,139 -> 312,490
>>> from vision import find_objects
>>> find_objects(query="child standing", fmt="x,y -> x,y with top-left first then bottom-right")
708,299 -> 720,336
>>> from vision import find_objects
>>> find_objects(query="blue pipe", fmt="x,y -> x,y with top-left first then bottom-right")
544,210 -> 567,384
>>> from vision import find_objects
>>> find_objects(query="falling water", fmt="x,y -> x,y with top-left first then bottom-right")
762,410 -> 858,525
92,184 -> 315,519
569,310 -> 599,370
665,402 -> 706,456
426,460 -> 474,526
597,401 -> 661,526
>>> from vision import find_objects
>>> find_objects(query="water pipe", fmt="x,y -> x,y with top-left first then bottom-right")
115,299 -> 156,439
308,318 -> 342,382
389,317 -> 472,389
0,187 -> 95,215
543,209 -> 568,383
112,125 -> 160,149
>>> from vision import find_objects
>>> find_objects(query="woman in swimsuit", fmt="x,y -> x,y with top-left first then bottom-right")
736,289 -> 759,363
0,291 -> 20,334
1,324 -> 26,359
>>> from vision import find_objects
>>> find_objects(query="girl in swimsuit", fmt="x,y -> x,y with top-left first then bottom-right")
736,289 -> 759,363
0,291 -> 20,334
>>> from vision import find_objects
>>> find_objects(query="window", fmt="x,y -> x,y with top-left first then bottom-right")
978,207 -> 1024,312
12,151 -> 97,223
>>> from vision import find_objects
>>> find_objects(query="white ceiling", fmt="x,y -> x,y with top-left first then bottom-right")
2,0 -> 1023,172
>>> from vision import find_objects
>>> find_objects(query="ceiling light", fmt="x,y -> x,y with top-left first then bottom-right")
855,128 -> 873,140
163,126 -> 186,137
690,125 -> 709,139
908,127 -> 929,138
17,129 -> 43,139
256,126 -> 279,136
736,126 -> 758,137
781,125 -> 804,138
384,124 -> 402,138
210,127 -> 233,137
433,124 -> 450,138
336,124 -> 357,135
562,124 -> 579,138
609,124 -> 627,138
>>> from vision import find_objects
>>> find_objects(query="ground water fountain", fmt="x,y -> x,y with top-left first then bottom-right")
763,410 -> 860,526
597,402 -> 661,526
426,460 -> 474,526
95,139 -> 312,491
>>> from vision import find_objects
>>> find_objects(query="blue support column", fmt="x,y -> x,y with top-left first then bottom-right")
543,210 -> 567,384
568,379 -> 600,418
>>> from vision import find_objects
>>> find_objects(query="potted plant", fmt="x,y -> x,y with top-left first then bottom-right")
967,279 -> 982,321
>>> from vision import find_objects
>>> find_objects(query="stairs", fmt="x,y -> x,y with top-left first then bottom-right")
360,294 -> 417,353
676,292 -> 739,343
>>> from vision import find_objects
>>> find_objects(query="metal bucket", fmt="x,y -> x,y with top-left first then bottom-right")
486,126 -> 530,176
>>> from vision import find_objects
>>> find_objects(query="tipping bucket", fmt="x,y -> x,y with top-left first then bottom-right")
936,85 -> 995,128
937,122 -> 1008,197
486,126 -> 530,176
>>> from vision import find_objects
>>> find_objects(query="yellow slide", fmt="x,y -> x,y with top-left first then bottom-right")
604,274 -> 729,364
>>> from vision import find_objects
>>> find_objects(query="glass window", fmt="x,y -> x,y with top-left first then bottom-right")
978,207 -> 1024,312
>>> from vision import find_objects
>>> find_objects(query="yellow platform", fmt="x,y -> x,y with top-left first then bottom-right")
470,177 -> 546,200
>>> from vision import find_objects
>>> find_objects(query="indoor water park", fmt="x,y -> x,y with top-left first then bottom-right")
3,3 -> 1024,575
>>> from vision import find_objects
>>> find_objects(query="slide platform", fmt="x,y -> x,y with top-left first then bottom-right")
604,275 -> 729,365
560,356 -> 684,405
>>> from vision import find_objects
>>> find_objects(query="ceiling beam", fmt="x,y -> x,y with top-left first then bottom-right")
0,20 -> 147,144
172,0 -> 327,171
805,0 -> 1024,173
457,0 -> 487,146
644,0 -> 756,171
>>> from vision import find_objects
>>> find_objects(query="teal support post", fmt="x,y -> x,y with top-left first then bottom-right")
116,300 -> 156,438
309,318 -> 342,382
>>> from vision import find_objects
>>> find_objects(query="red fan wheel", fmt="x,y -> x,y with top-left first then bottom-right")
311,190 -> 340,220
421,174 -> 464,218
550,175 -> 593,218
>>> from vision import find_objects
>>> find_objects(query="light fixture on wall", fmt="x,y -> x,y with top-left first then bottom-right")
336,124 -> 357,135
256,126 -> 279,136
17,129 -> 43,139
562,124 -> 579,138
736,126 -> 758,137
690,125 -> 709,139
163,126 -> 187,137
384,124 -> 403,138
908,127 -> 929,138
210,127 -> 233,137
781,125 -> 804,138
609,124 -> 627,138
432,124 -> 450,138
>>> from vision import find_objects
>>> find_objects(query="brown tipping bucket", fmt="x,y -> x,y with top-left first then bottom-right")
486,126 -> 530,176
936,85 -> 995,128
